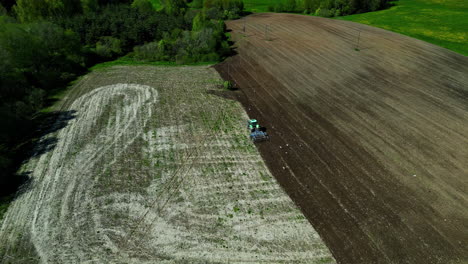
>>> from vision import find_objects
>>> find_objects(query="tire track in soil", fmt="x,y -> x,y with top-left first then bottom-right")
0,84 -> 158,263
216,13 -> 468,264
234,37 -> 456,250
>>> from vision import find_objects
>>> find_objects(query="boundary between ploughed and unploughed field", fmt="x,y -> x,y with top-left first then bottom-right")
215,13 -> 468,264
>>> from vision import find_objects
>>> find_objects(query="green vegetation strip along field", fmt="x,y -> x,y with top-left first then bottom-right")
243,0 -> 275,12
0,65 -> 334,263
338,0 -> 468,56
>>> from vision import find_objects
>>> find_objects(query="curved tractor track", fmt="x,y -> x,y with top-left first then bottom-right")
215,13 -> 468,264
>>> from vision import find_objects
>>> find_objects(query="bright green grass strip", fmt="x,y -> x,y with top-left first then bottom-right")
337,0 -> 468,56
90,57 -> 216,71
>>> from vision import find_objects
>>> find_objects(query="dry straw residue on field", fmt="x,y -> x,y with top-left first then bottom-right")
0,66 -> 334,263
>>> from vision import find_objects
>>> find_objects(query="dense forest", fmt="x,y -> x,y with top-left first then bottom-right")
0,0 -> 389,199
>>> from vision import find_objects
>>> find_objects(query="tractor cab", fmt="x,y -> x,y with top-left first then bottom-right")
248,119 -> 260,131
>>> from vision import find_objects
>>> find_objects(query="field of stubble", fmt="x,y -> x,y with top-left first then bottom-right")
0,65 -> 334,264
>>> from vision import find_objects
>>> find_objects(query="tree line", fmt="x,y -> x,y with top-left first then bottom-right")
0,0 -> 242,197
268,0 -> 392,17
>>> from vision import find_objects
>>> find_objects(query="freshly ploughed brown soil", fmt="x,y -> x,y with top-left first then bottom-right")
215,13 -> 468,264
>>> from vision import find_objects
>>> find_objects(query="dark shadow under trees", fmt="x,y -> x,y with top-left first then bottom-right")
0,110 -> 77,198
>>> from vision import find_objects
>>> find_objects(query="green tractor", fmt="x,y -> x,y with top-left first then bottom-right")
248,119 -> 260,131
247,119 -> 269,142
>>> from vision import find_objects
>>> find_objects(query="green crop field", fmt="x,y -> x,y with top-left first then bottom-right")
243,0 -> 278,12
338,0 -> 468,56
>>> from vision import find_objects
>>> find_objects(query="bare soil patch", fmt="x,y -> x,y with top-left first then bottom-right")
215,13 -> 468,264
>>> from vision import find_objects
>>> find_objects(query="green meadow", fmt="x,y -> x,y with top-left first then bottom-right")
338,0 -> 468,56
